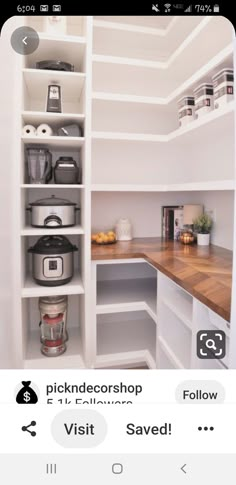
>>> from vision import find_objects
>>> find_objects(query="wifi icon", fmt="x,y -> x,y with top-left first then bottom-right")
164,3 -> 172,11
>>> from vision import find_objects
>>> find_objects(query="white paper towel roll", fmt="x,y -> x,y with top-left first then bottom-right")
22,125 -> 36,136
36,124 -> 53,137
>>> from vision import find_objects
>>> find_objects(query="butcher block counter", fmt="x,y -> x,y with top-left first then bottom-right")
91,238 -> 233,322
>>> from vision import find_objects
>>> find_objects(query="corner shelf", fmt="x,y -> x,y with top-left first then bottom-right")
96,311 -> 156,369
22,273 -> 84,298
96,278 -> 157,322
92,101 -> 234,143
91,180 -> 235,192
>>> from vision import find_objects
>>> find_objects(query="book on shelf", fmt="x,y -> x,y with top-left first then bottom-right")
162,205 -> 184,240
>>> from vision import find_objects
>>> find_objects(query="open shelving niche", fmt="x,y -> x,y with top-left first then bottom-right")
92,259 -> 158,368
91,16 -> 234,191
157,272 -> 229,369
14,16 -> 93,369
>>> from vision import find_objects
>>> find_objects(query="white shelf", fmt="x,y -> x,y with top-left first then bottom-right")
28,34 -> 86,74
158,336 -> 185,369
93,18 -> 211,70
38,32 -> 86,45
21,135 -> 85,147
92,44 -> 233,107
96,278 -> 157,322
92,131 -> 166,142
96,312 -> 156,367
95,350 -> 156,369
22,69 -> 86,102
91,180 -> 235,192
93,53 -> 164,69
92,102 -> 234,143
92,91 -> 165,105
158,301 -> 192,368
22,273 -> 84,298
169,102 -> 234,141
21,184 -> 85,189
22,111 -> 85,125
21,225 -> 84,236
24,327 -> 85,369
161,297 -> 192,331
93,19 -> 168,36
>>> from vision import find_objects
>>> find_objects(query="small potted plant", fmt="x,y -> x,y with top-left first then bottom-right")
193,213 -> 213,246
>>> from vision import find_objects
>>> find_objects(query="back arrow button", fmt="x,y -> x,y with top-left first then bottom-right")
180,464 -> 187,474
11,27 -> 39,55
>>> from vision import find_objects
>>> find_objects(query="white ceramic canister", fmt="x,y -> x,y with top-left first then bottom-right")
178,96 -> 195,127
212,68 -> 234,108
43,16 -> 67,35
115,219 -> 132,241
193,83 -> 214,118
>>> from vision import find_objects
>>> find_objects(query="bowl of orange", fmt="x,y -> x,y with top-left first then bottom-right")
91,231 -> 117,245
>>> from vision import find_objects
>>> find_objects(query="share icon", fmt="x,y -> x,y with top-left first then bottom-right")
21,421 -> 37,437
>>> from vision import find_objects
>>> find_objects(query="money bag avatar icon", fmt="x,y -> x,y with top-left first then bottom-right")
16,381 -> 38,404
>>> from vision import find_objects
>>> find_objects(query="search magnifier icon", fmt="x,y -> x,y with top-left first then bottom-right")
205,339 -> 217,351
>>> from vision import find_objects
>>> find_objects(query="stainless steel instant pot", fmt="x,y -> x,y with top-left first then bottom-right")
28,236 -> 78,286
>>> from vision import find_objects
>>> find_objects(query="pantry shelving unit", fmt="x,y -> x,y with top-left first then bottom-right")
9,16 -> 93,369
1,15 -> 235,369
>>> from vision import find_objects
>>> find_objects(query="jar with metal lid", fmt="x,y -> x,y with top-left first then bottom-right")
193,83 -> 214,118
212,68 -> 234,108
178,96 -> 195,127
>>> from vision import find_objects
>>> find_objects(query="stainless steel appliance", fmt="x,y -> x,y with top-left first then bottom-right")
26,195 -> 80,228
54,157 -> 80,184
39,295 -> 68,356
26,148 -> 52,184
36,60 -> 74,71
57,124 -> 82,137
47,84 -> 62,113
28,236 -> 78,286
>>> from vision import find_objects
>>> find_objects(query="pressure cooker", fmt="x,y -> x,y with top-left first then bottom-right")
26,195 -> 80,228
28,236 -> 78,286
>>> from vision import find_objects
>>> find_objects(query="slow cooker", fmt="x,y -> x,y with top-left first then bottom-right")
28,236 -> 78,286
27,195 -> 80,228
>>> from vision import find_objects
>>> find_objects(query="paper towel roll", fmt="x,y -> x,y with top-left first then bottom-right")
22,125 -> 36,136
36,124 -> 53,137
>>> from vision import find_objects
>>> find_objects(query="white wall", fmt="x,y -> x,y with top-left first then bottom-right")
92,190 -> 234,250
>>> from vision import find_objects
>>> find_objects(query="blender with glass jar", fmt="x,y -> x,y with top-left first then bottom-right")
39,295 -> 68,356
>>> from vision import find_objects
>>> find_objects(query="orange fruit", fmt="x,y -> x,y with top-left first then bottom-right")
91,234 -> 97,242
96,236 -> 103,244
98,232 -> 105,238
107,235 -> 114,242
103,235 -> 109,243
107,231 -> 115,237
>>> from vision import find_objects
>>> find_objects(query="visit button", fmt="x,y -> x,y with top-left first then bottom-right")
175,381 -> 225,403
51,410 -> 107,448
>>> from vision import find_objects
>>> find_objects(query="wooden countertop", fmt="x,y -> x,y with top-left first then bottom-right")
91,238 -> 233,322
